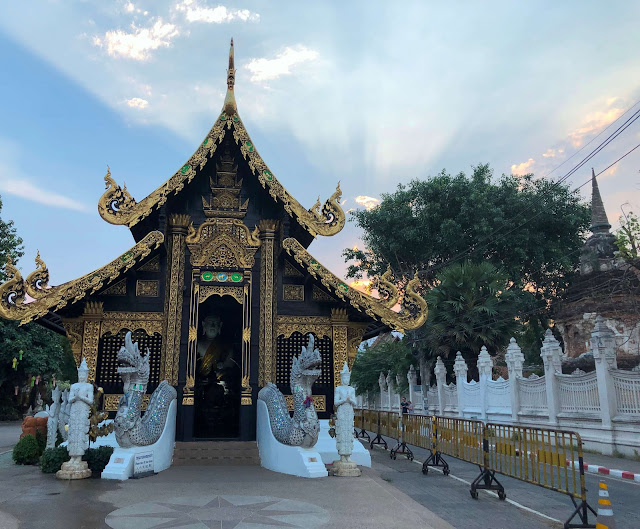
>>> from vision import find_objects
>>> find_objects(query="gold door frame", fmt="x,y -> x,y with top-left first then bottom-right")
182,269 -> 252,406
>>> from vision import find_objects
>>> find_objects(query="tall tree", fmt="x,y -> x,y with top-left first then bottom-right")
0,196 -> 23,282
410,261 -> 525,384
344,164 -> 590,299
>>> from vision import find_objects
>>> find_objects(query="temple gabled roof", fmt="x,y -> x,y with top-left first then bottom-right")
0,231 -> 164,325
98,39 -> 345,238
282,237 -> 428,333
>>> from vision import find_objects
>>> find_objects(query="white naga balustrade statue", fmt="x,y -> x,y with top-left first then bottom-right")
360,316 -> 640,456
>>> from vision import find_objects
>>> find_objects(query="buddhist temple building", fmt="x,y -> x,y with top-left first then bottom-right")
554,170 -> 640,360
0,40 -> 427,441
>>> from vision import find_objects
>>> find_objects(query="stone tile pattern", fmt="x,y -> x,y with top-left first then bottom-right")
105,494 -> 329,529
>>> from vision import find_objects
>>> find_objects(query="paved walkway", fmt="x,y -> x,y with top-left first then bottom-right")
0,422 -> 21,453
0,451 -> 454,529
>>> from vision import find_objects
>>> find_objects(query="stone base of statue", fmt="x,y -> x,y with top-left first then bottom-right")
256,400 -> 327,478
56,456 -> 91,480
102,399 -> 177,480
316,419 -> 371,467
330,457 -> 361,477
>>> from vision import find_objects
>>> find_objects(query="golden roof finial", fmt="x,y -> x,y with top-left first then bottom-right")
224,37 -> 237,115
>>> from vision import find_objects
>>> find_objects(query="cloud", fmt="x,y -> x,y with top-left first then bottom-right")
568,106 -> 625,147
542,148 -> 564,158
175,0 -> 259,23
245,45 -> 319,82
354,195 -> 380,211
93,18 -> 179,61
125,97 -> 149,108
511,158 -> 535,176
0,179 -> 88,212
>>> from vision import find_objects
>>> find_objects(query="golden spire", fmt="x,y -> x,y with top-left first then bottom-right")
224,38 -> 237,115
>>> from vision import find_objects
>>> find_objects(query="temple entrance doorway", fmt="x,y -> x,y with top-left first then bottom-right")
194,295 -> 242,439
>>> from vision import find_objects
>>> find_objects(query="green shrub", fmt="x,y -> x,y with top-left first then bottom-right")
35,429 -> 47,455
40,446 -> 70,473
82,446 -> 114,473
12,435 -> 41,465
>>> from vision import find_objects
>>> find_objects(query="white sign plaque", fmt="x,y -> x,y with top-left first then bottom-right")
134,451 -> 154,478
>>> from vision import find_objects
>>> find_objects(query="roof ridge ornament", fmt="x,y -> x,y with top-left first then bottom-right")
224,37 -> 237,115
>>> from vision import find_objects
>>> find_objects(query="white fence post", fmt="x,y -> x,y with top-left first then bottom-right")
505,337 -> 524,423
540,329 -> 562,425
378,372 -> 387,410
407,365 -> 417,408
453,352 -> 468,418
434,356 -> 447,416
592,316 -> 618,428
386,373 -> 394,412
477,346 -> 493,421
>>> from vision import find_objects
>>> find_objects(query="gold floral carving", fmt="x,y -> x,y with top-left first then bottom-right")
312,286 -> 336,303
0,231 -> 164,325
25,251 -> 50,300
347,323 -> 369,368
199,285 -> 244,305
136,280 -> 159,297
96,46 -> 345,238
331,308 -> 349,388
282,237 -> 428,333
104,393 -> 150,412
101,279 -> 126,296
275,316 -> 332,339
100,312 -> 163,337
259,221 -> 278,386
284,394 -> 326,412
184,274 -> 199,401
163,216 -> 187,386
82,319 -> 101,384
186,218 -> 260,268
284,260 -> 304,278
241,395 -> 252,406
62,320 -> 83,366
182,396 -> 194,406
137,255 -> 160,272
283,284 -> 304,301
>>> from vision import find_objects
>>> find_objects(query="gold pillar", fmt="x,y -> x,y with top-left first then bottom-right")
331,308 -> 349,387
82,301 -> 103,384
258,220 -> 279,386
183,268 -> 200,405
241,273 -> 252,405
163,214 -> 189,386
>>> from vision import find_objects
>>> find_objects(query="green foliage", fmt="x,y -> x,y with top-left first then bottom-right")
351,337 -> 414,395
35,428 -> 46,455
12,435 -> 41,465
413,261 -> 526,380
614,209 -> 640,260
0,319 -> 77,412
0,195 -> 24,283
82,446 -> 114,473
343,164 -> 590,299
40,446 -> 70,473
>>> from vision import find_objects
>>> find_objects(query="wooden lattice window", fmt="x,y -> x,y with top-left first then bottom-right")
96,330 -> 162,394
276,332 -> 333,387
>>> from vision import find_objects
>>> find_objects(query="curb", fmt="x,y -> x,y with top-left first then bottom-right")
566,460 -> 640,482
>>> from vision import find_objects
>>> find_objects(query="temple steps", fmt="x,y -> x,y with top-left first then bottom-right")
173,441 -> 260,466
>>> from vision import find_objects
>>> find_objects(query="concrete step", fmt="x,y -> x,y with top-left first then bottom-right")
173,441 -> 260,466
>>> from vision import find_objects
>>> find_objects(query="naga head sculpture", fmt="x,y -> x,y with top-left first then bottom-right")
117,331 -> 150,394
290,334 -> 322,395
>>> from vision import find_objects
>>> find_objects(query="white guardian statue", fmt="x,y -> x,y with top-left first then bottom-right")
331,362 -> 361,477
57,359 -> 93,480
45,386 -> 61,449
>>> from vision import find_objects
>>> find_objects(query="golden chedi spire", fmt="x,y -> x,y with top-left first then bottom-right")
224,38 -> 237,115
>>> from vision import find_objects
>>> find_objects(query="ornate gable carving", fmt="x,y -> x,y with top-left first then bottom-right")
186,218 -> 260,268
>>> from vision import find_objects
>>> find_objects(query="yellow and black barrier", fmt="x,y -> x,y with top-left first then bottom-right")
354,408 -> 371,442
355,410 -> 596,528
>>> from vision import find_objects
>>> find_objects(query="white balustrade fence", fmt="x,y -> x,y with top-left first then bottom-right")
359,318 -> 640,456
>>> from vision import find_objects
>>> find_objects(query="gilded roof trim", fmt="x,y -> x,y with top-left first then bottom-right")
0,231 -> 164,324
97,43 -> 345,237
282,237 -> 427,333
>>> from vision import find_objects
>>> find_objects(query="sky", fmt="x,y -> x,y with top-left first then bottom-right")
0,1 -> 639,287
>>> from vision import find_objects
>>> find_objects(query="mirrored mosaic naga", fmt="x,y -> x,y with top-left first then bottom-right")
258,334 -> 322,448
114,332 -> 177,448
